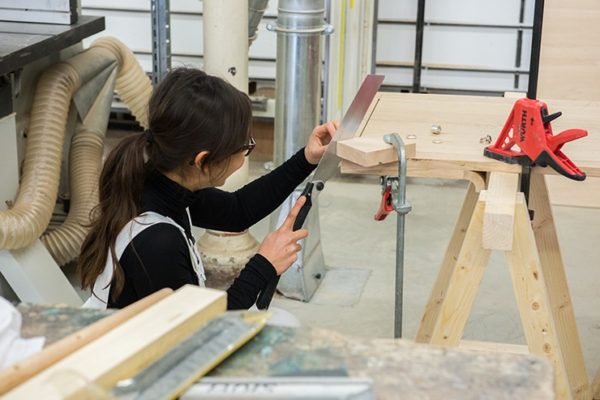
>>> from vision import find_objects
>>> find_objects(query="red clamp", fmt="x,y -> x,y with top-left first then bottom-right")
484,98 -> 587,181
374,185 -> 394,221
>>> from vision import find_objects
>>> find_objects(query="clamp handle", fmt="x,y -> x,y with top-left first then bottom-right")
374,183 -> 394,221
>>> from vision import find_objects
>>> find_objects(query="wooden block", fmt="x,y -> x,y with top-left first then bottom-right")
0,288 -> 173,395
5,285 -> 226,400
482,172 -> 519,251
337,136 -> 416,167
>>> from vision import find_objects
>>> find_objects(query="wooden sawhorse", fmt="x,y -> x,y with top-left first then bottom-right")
415,172 -> 590,399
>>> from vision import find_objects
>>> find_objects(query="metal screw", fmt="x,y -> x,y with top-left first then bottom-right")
480,134 -> 493,144
407,133 -> 417,140
431,124 -> 442,135
228,66 -> 237,76
314,273 -> 322,280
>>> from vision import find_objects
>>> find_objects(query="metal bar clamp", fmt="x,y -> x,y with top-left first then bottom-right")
376,133 -> 411,338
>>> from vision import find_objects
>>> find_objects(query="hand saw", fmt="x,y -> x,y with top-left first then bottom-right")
256,74 -> 384,310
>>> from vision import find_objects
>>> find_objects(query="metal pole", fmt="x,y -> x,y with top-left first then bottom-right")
513,0 -> 526,89
523,0 -> 545,219
412,0 -> 426,93
267,0 -> 332,301
383,133 -> 411,338
323,0 -> 331,122
271,0 -> 329,166
151,0 -> 171,86
527,0 -> 544,100
371,0 -> 379,75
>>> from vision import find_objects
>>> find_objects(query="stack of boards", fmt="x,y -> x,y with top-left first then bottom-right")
0,286 -> 268,399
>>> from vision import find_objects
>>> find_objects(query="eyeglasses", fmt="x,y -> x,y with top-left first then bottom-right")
240,136 -> 256,157
189,136 -> 256,166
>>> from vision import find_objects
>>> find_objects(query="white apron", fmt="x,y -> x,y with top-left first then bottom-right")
83,210 -> 205,309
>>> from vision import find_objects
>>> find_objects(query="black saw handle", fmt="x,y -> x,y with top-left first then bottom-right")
255,183 -> 314,310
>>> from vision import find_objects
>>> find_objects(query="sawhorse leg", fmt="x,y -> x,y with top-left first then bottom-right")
416,182 -> 480,343
528,174 -> 589,399
416,173 -> 590,399
593,367 -> 600,400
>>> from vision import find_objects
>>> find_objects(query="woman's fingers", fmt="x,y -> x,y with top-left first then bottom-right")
290,228 -> 309,242
282,196 -> 307,230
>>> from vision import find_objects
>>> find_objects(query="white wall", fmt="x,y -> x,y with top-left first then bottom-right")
82,0 -> 534,94
376,0 -> 533,92
82,0 -> 279,79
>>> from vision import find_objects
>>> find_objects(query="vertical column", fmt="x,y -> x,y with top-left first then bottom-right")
198,1 -> 259,282
150,0 -> 171,86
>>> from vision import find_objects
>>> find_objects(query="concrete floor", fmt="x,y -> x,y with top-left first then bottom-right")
244,162 -> 600,381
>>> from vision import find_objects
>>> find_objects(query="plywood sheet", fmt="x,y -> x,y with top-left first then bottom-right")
538,0 -> 600,102
538,0 -> 600,207
340,92 -> 600,178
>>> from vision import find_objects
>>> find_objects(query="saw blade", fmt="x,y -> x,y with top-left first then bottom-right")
312,74 -> 384,185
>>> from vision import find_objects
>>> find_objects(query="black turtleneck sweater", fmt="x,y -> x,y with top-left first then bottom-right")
107,148 -> 316,310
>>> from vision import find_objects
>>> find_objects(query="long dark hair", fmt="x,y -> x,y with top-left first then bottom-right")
78,68 -> 252,300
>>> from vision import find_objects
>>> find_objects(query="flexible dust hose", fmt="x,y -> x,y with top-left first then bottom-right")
41,131 -> 103,265
42,37 -> 151,263
90,37 -> 152,128
0,63 -> 81,250
0,37 -> 152,250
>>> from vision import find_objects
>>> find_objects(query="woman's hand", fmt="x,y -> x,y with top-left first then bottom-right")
258,196 -> 309,275
304,120 -> 339,165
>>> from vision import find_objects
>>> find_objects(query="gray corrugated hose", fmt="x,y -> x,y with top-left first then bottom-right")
0,37 -> 152,259
41,129 -> 104,265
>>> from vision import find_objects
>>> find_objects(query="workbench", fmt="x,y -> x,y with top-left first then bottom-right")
337,91 -> 600,399
0,15 -> 105,117
17,303 -> 553,399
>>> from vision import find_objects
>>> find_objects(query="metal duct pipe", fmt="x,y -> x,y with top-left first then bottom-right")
248,0 -> 269,45
269,0 -> 331,301
272,0 -> 330,167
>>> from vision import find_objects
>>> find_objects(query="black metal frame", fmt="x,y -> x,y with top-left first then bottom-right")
412,0 -> 426,92
382,1 -> 535,94
151,0 -> 171,86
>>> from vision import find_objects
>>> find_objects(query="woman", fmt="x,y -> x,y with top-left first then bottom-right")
78,68 -> 336,310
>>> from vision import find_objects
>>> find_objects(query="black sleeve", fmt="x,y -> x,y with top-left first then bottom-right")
118,223 -> 278,311
189,148 -> 316,232
122,224 -> 198,295
226,254 -> 277,310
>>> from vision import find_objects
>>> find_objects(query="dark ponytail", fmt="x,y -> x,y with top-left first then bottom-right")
78,133 -> 147,299
78,68 -> 252,300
